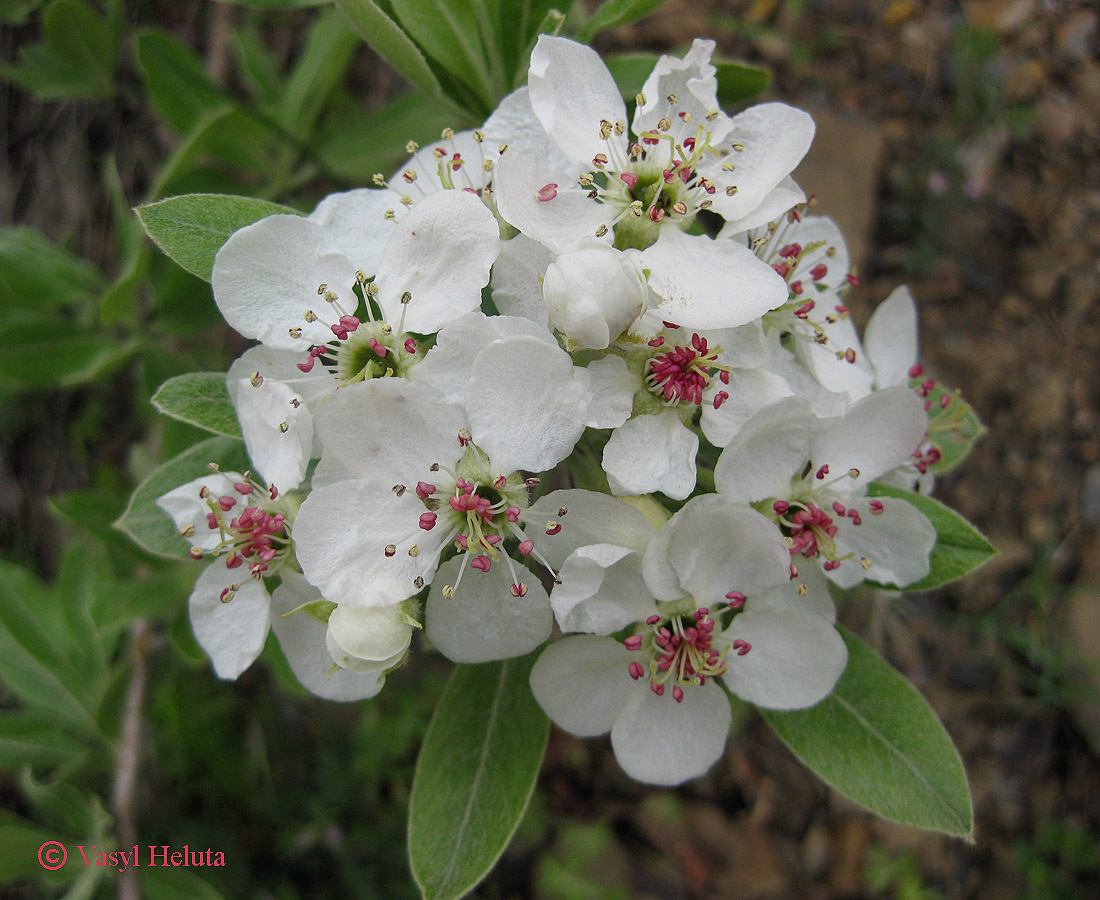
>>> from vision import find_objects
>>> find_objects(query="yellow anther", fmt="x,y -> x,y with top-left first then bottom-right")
473,129 -> 484,142
250,371 -> 263,388
406,140 -> 420,153
304,310 -> 318,322
288,327 -> 303,338
657,117 -> 671,131
401,291 -> 412,304
666,93 -> 678,104
595,224 -> 608,237
441,127 -> 455,139
278,422 -> 289,433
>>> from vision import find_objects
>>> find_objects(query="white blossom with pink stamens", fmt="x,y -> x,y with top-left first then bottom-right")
714,389 -> 937,589
529,495 -> 846,785
491,36 -> 810,331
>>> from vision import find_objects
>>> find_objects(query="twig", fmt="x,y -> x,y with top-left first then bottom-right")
112,619 -> 152,900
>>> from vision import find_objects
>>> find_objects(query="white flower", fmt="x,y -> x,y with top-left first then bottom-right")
714,390 -> 937,588
212,187 -> 500,359
529,496 -> 846,785
156,470 -> 287,680
292,338 -> 588,642
542,240 -> 650,349
491,36 -> 807,331
580,322 -> 772,498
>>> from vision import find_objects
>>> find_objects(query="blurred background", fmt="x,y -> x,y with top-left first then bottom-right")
1,0 -> 1099,897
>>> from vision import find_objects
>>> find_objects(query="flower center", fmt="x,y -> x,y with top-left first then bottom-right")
643,331 -> 730,409
624,608 -> 739,702
293,276 -> 425,384
190,474 -> 293,588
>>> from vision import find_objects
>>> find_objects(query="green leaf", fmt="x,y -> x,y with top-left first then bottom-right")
280,8 -> 361,136
0,562 -> 98,727
336,0 -> 445,104
0,226 -> 106,314
318,90 -> 456,182
212,0 -> 326,6
152,373 -> 242,439
868,482 -> 996,590
714,59 -> 770,107
0,810 -> 63,882
136,31 -> 229,134
0,711 -> 89,769
577,0 -> 667,42
0,321 -> 140,388
913,378 -> 986,474
114,435 -> 251,558
605,53 -> 769,107
390,0 -> 497,108
142,867 -> 229,900
136,193 -> 300,281
762,628 -> 973,837
0,0 -> 114,99
409,654 -> 548,900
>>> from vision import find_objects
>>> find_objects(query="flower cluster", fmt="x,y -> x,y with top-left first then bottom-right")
157,36 -> 977,785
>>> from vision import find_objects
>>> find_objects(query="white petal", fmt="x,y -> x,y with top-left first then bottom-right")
466,335 -> 587,474
311,378 -> 465,485
603,410 -> 698,500
700,366 -> 795,448
189,564 -> 270,679
717,176 -> 806,236
526,489 -> 657,569
483,87 -> 573,172
397,130 -> 497,193
633,39 -> 728,144
212,215 -> 358,349
157,472 -> 245,551
490,234 -> 552,325
495,151 -> 611,254
721,606 -> 847,709
865,285 -> 919,388
610,681 -> 730,785
810,386 -> 927,494
552,545 -> 657,635
829,496 -> 936,589
269,571 -> 385,701
426,555 -> 551,662
529,635 -> 634,737
227,354 -> 312,491
583,354 -> 637,428
710,321 -> 771,369
663,502 -> 790,606
640,228 -> 787,330
294,477 -> 449,607
750,562 -> 836,623
374,189 -> 500,334
308,188 -> 396,274
529,35 -> 627,168
794,299 -> 875,400
714,397 -> 813,502
701,103 -> 815,223
411,312 -> 556,406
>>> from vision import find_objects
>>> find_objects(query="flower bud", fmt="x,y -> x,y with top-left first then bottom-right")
325,603 -> 413,674
542,240 -> 648,349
